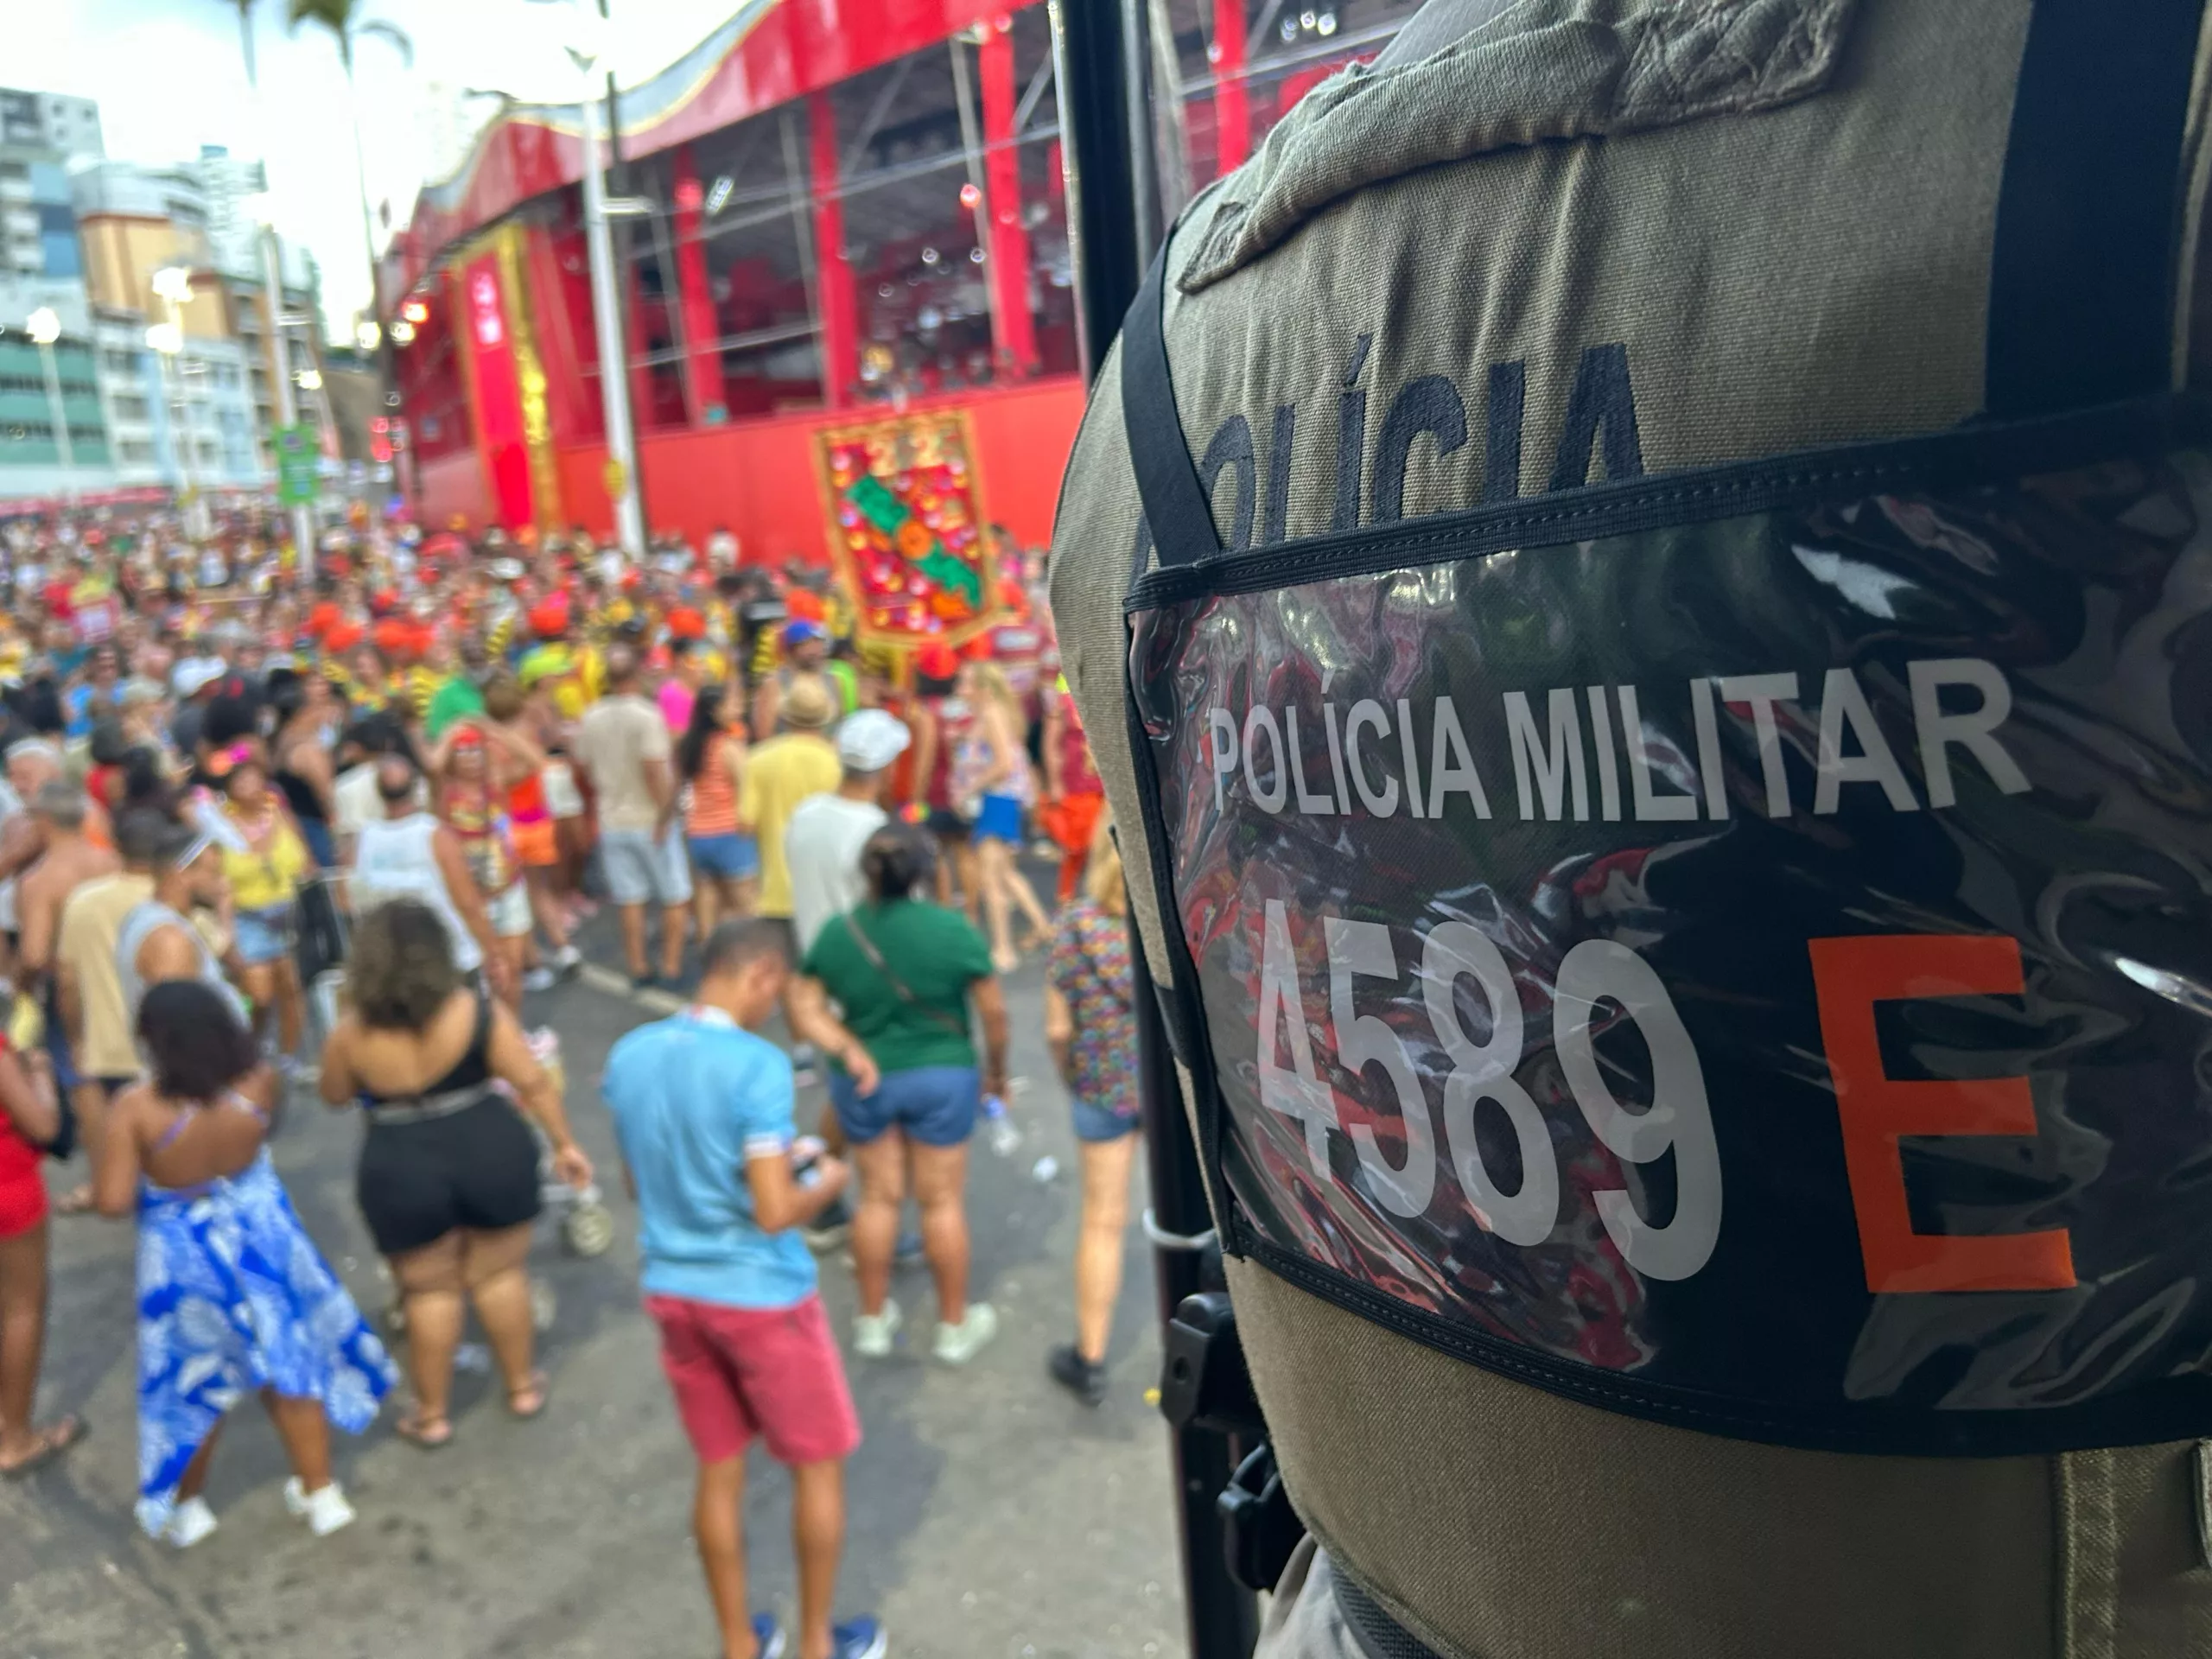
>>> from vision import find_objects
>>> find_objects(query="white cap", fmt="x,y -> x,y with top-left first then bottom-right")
172,657 -> 227,697
837,709 -> 912,774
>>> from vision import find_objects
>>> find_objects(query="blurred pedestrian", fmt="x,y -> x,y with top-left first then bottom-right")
268,671 -> 340,868
350,753 -> 512,1005
429,724 -> 532,1008
677,681 -> 756,938
904,645 -> 975,916
15,781 -> 118,1212
98,980 -> 393,1545
206,744 -> 311,1067
115,819 -> 246,1032
0,1022 -> 77,1476
785,709 -> 908,955
54,808 -> 165,1210
1042,813 -> 1141,1406
1039,673 -> 1106,903
739,676 -> 842,956
317,900 -> 591,1447
575,645 -> 691,989
479,676 -> 582,988
603,918 -> 884,1659
952,660 -> 1050,972
791,825 -> 1007,1366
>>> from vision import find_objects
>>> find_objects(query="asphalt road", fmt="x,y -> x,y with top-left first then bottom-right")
3,924 -> 1185,1659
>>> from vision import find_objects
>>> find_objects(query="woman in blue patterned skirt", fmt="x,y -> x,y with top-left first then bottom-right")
97,979 -> 394,1548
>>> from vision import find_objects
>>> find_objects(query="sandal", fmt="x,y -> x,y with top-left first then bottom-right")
0,1415 -> 87,1478
393,1409 -> 453,1450
506,1372 -> 550,1420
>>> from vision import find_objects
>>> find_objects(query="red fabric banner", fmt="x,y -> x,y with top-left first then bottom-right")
458,251 -> 534,529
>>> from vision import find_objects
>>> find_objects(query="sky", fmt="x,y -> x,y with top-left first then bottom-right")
16,0 -> 747,338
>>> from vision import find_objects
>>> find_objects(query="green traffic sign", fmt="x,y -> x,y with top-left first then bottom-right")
274,424 -> 319,505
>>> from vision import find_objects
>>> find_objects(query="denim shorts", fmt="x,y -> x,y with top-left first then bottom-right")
1071,1099 -> 1141,1143
233,903 -> 295,966
974,793 -> 1025,845
688,831 -> 760,880
829,1065 -> 980,1148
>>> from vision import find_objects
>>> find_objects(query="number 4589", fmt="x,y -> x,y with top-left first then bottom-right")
1253,901 -> 2080,1296
1255,899 -> 1722,1281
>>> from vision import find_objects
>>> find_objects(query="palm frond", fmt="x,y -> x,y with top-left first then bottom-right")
356,18 -> 414,66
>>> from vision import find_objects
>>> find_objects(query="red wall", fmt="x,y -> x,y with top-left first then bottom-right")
550,375 -> 1089,562
416,448 -> 489,532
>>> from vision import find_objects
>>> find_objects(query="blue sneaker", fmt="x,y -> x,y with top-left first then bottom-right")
751,1612 -> 787,1659
832,1617 -> 887,1659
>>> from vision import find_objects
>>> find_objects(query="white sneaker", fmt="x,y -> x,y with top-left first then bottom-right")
550,944 -> 582,977
165,1496 -> 219,1549
283,1478 -> 358,1538
853,1299 -> 902,1358
932,1302 -> 999,1366
521,966 -> 558,994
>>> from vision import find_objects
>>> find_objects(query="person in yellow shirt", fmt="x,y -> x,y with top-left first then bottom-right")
736,676 -> 842,937
207,744 -> 311,1070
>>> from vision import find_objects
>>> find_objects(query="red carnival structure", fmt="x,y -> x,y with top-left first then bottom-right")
378,0 -> 1400,565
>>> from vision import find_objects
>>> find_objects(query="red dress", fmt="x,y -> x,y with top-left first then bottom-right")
0,1036 -> 48,1239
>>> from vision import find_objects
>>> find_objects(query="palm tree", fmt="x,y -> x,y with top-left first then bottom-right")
286,0 -> 413,348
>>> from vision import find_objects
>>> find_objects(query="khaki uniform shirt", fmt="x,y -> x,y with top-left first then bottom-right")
1053,1 -> 2212,1653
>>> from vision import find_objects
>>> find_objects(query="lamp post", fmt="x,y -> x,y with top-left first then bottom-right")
230,10 -> 317,577
145,274 -> 208,540
566,25 -> 646,557
24,306 -> 76,506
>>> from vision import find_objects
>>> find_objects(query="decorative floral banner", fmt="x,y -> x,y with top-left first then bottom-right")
814,408 -> 999,650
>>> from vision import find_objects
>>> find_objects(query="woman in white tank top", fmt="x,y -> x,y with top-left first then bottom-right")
346,760 -> 490,978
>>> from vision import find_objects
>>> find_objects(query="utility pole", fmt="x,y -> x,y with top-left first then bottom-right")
25,307 -> 77,505
575,70 -> 645,555
234,6 -> 317,576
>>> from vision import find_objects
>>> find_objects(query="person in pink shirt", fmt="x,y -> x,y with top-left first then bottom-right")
658,638 -> 705,736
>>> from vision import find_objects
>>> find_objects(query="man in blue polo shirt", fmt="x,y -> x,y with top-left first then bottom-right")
603,918 -> 884,1659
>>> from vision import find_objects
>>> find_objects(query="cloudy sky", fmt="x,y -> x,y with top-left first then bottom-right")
17,0 -> 745,336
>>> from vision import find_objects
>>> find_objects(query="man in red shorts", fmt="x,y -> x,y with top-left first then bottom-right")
602,918 -> 885,1659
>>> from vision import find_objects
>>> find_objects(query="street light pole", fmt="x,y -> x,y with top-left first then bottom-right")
25,307 -> 77,506
146,315 -> 204,539
263,213 -> 317,575
233,8 -> 318,578
575,70 -> 646,556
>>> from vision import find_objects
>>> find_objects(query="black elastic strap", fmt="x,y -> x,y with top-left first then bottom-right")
1334,1566 -> 1446,1659
1985,0 -> 2206,416
1121,243 -> 1223,569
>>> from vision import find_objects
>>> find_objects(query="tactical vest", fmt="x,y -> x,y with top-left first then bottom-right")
1055,0 -> 2212,1651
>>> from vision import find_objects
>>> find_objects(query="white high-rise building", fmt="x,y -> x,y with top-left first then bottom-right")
183,144 -> 269,282
0,88 -> 103,163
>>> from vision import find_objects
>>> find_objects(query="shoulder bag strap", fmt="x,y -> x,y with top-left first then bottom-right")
839,911 -> 969,1038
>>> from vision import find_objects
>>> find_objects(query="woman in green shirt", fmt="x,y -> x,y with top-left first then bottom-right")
793,825 -> 1008,1369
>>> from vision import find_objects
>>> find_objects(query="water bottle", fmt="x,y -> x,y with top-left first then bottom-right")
982,1094 -> 1020,1157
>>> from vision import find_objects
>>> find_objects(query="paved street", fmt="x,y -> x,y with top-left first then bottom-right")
3,934 -> 1185,1659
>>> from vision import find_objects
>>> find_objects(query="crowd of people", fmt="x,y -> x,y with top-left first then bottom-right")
0,505 -> 1141,1659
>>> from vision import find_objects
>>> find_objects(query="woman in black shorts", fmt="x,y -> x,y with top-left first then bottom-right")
317,899 -> 592,1446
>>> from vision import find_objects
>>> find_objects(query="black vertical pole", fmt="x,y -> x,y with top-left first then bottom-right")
1051,0 -> 1262,1652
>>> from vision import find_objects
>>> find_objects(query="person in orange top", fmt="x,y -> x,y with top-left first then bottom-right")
480,675 -> 581,988
677,682 -> 754,938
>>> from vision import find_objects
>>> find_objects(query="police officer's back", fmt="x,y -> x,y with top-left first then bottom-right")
1053,0 -> 2212,1653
